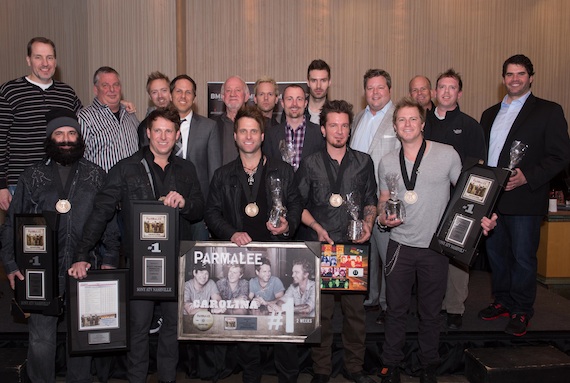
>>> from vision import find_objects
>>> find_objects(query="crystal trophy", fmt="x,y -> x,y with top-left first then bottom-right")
268,176 -> 287,227
346,191 -> 363,240
279,139 -> 296,166
385,172 -> 406,222
505,140 -> 528,176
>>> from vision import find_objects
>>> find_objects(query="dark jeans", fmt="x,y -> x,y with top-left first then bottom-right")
381,240 -> 448,367
128,300 -> 179,383
312,293 -> 366,375
28,314 -> 92,383
485,214 -> 542,317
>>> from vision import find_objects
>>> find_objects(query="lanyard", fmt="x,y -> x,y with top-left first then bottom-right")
399,139 -> 426,191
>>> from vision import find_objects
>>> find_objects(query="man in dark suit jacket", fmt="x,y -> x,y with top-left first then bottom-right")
263,84 -> 324,171
479,54 -> 570,337
171,74 -> 222,240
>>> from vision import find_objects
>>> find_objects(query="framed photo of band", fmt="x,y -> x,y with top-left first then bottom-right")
130,201 -> 178,300
178,241 -> 321,343
66,269 -> 129,355
13,212 -> 61,315
320,243 -> 369,293
430,164 -> 510,268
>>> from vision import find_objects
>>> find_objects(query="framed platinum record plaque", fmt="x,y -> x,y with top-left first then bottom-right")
430,164 -> 510,268
178,241 -> 321,343
14,213 -> 61,315
67,269 -> 129,355
131,201 -> 178,300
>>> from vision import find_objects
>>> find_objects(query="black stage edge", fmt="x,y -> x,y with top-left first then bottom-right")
1,271 -> 570,381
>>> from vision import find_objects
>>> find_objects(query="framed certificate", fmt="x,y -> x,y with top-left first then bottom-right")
130,201 -> 178,300
14,213 -> 61,315
178,241 -> 321,343
67,269 -> 129,355
320,243 -> 369,293
430,164 -> 510,268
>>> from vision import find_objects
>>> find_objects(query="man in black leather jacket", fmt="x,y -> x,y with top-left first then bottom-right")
72,107 -> 204,383
205,105 -> 302,383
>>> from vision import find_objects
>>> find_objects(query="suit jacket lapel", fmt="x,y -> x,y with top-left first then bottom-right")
505,94 -> 536,140
369,106 -> 394,154
186,115 -> 197,159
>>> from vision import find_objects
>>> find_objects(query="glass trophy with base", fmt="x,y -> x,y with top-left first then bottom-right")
505,140 -> 528,176
268,176 -> 287,227
346,191 -> 363,240
385,172 -> 406,222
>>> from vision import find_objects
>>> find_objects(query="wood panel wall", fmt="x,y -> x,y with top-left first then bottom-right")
1,0 -> 568,126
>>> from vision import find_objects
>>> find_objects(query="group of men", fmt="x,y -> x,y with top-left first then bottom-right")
0,36 -> 568,383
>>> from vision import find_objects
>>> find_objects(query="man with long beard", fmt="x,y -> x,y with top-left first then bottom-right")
0,108 -> 120,382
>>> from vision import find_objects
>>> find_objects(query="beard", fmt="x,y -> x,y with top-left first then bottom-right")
45,136 -> 85,166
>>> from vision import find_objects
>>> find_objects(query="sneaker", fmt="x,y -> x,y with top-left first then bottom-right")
447,313 -> 462,330
378,366 -> 400,383
419,364 -> 437,383
478,302 -> 509,320
505,313 -> 529,336
376,310 -> 387,325
149,316 -> 163,334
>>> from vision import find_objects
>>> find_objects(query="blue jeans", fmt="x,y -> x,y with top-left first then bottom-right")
189,220 -> 209,240
485,214 -> 542,317
28,314 -> 92,383
28,276 -> 92,382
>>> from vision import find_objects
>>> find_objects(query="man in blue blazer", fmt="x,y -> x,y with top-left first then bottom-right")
479,54 -> 570,336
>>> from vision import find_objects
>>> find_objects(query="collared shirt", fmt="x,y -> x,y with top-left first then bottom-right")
296,148 -> 378,243
285,117 -> 307,170
216,277 -> 249,300
488,91 -> 532,167
351,102 -> 391,152
78,97 -> 139,172
178,111 -> 193,160
283,279 -> 316,317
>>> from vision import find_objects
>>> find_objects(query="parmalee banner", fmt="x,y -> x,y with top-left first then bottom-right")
178,241 -> 321,343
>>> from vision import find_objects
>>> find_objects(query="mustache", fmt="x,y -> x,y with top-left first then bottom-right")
56,141 -> 79,147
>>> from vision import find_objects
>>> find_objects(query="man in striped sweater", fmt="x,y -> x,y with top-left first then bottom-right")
0,37 -> 82,211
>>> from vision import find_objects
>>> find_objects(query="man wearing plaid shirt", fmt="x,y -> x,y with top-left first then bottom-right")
263,84 -> 324,171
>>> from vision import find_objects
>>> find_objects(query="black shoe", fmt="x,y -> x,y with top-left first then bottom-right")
345,371 -> 375,383
378,366 -> 400,383
419,364 -> 437,383
376,310 -> 387,325
149,315 -> 163,334
478,302 -> 509,320
365,304 -> 380,312
310,373 -> 330,383
447,313 -> 462,330
504,313 -> 529,336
